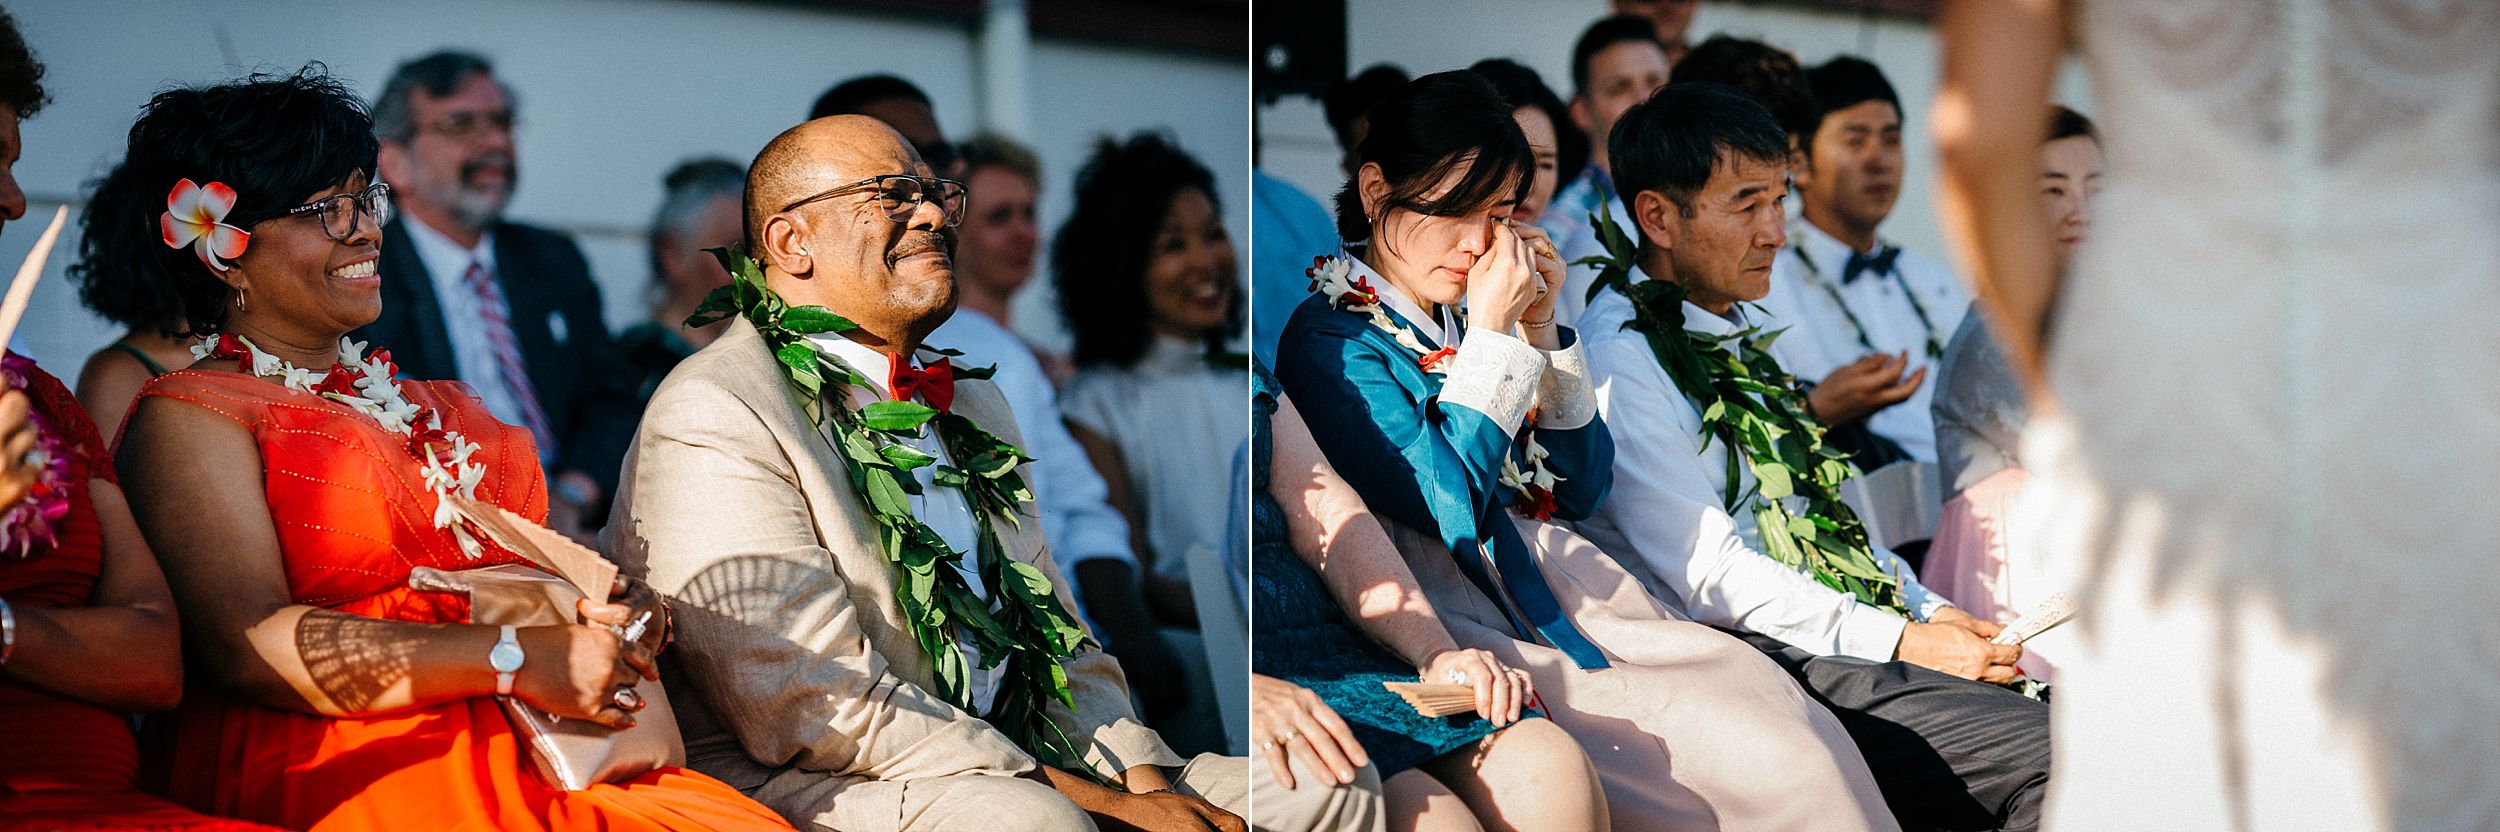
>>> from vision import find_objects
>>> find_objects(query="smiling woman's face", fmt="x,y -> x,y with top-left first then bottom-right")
228,171 -> 386,338
1142,186 -> 1236,339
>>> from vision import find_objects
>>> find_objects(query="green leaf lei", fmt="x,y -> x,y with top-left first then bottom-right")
1573,205 -> 1908,616
687,247 -> 1102,772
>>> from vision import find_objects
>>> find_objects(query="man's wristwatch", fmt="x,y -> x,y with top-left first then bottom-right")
489,624 -> 526,696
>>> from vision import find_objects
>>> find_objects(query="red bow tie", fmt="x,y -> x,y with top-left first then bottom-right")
888,354 -> 956,412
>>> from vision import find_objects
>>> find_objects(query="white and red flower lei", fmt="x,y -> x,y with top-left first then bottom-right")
194,334 -> 491,557
1308,253 -> 1561,520
0,354 -> 72,560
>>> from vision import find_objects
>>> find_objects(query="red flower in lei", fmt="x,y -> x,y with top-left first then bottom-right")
1417,346 -> 1457,372
1523,486 -> 1559,522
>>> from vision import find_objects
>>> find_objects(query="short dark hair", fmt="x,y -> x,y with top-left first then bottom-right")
374,50 -> 504,141
957,132 -> 1041,188
1469,58 -> 1588,193
2047,104 -> 2097,143
1805,55 -> 1900,145
1611,82 -> 1790,230
809,74 -> 931,121
1672,35 -> 1817,147
1321,63 -> 1409,154
1332,70 -> 1533,247
1051,133 -> 1233,368
73,66 -> 378,337
0,8 -> 47,118
1570,15 -> 1665,98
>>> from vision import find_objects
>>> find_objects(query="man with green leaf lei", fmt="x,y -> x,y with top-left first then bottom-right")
1571,84 -> 2051,831
611,116 -> 1244,832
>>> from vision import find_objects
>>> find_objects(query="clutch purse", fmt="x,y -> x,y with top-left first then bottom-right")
408,502 -> 686,790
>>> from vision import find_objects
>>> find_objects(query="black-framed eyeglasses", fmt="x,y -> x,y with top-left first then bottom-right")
419,109 -> 516,140
780,174 -> 968,228
284,182 -> 393,241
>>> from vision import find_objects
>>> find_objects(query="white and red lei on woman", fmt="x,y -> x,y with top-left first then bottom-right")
1308,253 -> 1561,520
194,334 -> 493,557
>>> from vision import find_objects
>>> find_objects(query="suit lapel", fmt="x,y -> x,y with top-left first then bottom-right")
715,320 -> 944,694
377,217 -> 457,379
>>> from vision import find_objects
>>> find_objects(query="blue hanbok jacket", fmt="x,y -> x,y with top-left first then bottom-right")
1274,289 -> 1615,669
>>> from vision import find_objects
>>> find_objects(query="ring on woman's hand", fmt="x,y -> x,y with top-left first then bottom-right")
1279,729 -> 1299,745
612,686 -> 643,712
1445,670 -> 1469,686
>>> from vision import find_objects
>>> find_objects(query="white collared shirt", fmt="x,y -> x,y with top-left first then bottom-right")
1757,220 -> 1970,463
401,216 -> 529,432
802,332 -> 1004,714
927,309 -> 1137,624
1579,275 -> 1950,661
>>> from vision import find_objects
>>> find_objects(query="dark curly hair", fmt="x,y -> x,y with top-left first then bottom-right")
1050,132 -> 1236,368
0,8 -> 46,119
71,65 -> 377,337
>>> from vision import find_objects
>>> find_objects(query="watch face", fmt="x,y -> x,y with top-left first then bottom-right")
490,641 -> 526,673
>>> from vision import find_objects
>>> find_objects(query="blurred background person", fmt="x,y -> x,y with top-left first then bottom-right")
105,66 -> 786,831
926,132 -> 1189,725
1923,104 -> 2099,683
359,49 -> 641,541
1609,0 -> 1698,66
809,74 -> 958,176
71,159 -> 200,438
1545,14 -> 1671,325
619,156 -> 744,401
0,16 -> 276,829
1668,34 -> 1819,162
1320,64 -> 1409,181
1053,131 -> 1244,758
1466,58 -> 1580,228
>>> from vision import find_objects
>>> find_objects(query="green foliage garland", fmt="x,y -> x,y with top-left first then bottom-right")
1573,206 -> 1908,616
688,247 -> 1101,771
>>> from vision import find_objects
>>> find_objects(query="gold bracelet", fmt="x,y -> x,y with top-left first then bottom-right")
1522,314 -> 1557,329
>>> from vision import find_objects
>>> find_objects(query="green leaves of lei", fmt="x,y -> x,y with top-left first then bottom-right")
1574,206 -> 1908,616
688,247 -> 1101,771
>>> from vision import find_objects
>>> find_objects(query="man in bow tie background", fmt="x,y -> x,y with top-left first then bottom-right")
609,114 -> 1244,832
1758,55 -> 1972,465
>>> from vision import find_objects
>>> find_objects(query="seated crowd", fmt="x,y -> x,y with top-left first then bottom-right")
1248,5 -> 2096,832
0,8 -> 1249,832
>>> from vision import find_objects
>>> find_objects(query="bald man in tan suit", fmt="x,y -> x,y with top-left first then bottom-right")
609,116 -> 1243,832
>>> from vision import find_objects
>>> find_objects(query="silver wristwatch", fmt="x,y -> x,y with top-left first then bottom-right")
489,624 -> 525,696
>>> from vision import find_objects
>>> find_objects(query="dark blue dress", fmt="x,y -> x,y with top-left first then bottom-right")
1249,364 -> 1517,779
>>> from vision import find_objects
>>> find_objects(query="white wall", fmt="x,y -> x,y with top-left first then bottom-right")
0,0 -> 1246,378
1257,0 -> 2092,270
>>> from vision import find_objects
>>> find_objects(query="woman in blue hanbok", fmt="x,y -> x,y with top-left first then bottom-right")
1271,70 -> 1895,832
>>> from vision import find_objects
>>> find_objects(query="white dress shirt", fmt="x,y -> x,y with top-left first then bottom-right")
1579,277 -> 1952,661
928,309 -> 1139,623
400,216 -> 530,430
1756,220 -> 1970,463
803,333 -> 1006,713
1060,337 -> 1246,585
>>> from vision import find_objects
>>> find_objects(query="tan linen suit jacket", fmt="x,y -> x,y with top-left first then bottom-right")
609,317 -> 1183,821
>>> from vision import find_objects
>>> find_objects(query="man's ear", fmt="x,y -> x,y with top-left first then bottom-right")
377,141 -> 409,187
758,213 -> 814,278
1632,189 -> 1679,252
1570,96 -> 1594,133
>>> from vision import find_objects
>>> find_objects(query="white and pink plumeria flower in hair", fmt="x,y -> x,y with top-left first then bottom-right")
159,178 -> 251,272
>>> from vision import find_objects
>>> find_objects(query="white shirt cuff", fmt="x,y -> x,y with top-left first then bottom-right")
1834,603 -> 1912,662
1439,329 -> 1546,436
1535,332 -> 1598,431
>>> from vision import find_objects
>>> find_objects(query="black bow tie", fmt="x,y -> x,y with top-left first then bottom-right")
1842,246 -> 1901,284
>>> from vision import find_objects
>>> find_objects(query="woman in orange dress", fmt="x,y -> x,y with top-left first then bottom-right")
102,69 -> 790,831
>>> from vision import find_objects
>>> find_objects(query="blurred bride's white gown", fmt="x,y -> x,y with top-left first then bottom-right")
2036,1 -> 2500,828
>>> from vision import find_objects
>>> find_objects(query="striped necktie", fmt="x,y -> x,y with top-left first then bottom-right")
462,259 -> 557,462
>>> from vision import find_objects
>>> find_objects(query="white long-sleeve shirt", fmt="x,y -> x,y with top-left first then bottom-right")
1577,278 -> 1952,661
1754,220 -> 1970,463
